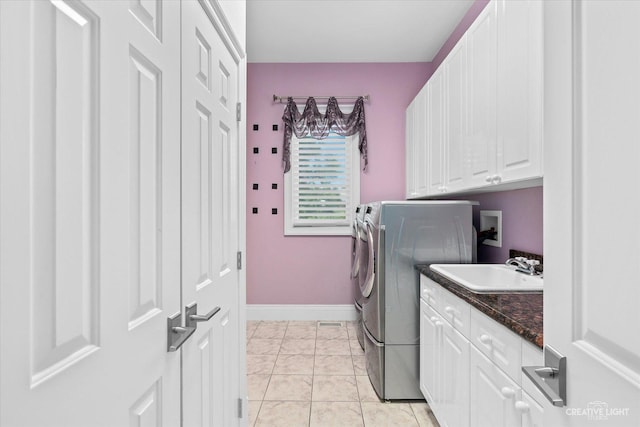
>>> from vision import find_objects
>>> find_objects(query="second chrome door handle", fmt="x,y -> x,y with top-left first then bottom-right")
186,302 -> 221,329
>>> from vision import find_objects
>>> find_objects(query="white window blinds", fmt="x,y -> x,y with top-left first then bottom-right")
285,132 -> 360,235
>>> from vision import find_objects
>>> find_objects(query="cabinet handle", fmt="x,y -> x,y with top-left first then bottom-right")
435,320 -> 444,327
479,334 -> 492,344
514,401 -> 530,412
485,175 -> 493,183
430,316 -> 439,322
492,175 -> 502,184
501,387 -> 516,398
444,306 -> 455,314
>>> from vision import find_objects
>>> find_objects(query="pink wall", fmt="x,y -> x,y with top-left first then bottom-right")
431,0 -> 491,73
246,0 -> 543,304
463,187 -> 544,263
246,63 -> 432,304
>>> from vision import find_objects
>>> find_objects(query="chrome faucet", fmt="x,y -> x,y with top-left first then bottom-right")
506,256 -> 541,276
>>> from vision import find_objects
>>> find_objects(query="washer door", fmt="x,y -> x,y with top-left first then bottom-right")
360,220 -> 375,298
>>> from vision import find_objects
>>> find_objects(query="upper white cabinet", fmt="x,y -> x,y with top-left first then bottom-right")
466,0 -> 498,189
405,85 -> 428,198
405,0 -> 543,199
495,0 -> 543,184
427,69 -> 445,195
444,36 -> 468,194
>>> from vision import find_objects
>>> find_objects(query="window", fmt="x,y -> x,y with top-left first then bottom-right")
284,132 -> 360,235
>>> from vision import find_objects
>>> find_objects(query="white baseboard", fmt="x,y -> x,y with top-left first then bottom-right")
246,304 -> 357,321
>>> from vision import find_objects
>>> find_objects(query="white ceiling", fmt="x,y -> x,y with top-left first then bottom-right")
246,0 -> 475,63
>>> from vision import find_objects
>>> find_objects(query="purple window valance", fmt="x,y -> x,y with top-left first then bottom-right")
281,96 -> 368,173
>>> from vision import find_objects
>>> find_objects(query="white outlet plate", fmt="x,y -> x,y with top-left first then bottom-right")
480,210 -> 502,247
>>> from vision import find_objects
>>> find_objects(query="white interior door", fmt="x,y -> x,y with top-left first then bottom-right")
0,1 -> 182,425
544,1 -> 640,425
180,1 -> 242,426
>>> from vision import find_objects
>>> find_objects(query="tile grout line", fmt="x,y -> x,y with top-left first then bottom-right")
249,320 -> 432,426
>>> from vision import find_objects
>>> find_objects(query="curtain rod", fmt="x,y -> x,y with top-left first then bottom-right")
272,94 -> 370,104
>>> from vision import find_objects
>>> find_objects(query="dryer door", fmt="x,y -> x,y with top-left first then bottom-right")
351,218 -> 360,278
360,220 -> 376,298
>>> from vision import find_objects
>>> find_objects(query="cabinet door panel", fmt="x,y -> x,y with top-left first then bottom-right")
466,1 -> 497,188
520,390 -> 544,427
406,101 -> 416,198
414,87 -> 428,196
445,40 -> 468,193
420,300 -> 440,405
427,70 -> 445,195
496,0 -> 542,182
441,322 -> 470,427
469,346 -> 521,427
406,87 -> 428,199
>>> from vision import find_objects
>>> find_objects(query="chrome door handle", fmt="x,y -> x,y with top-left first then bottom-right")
522,345 -> 567,407
185,302 -> 221,329
534,367 -> 559,378
167,312 -> 196,352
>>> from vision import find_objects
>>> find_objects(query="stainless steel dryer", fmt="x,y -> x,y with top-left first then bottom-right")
361,201 -> 475,400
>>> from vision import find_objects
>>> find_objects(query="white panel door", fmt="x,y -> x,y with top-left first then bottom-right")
543,1 -> 640,425
181,1 -> 242,426
0,1 -> 181,426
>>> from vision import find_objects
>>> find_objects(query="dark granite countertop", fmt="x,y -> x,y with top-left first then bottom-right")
417,264 -> 543,348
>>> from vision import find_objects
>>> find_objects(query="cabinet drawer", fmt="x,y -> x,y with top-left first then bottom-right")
420,274 -> 440,309
440,285 -> 471,336
470,306 -> 522,382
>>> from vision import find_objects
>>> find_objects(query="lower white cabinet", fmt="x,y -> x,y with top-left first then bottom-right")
441,319 -> 470,427
420,283 -> 470,427
420,300 -> 439,403
469,345 -> 521,427
520,390 -> 545,427
420,274 -> 546,427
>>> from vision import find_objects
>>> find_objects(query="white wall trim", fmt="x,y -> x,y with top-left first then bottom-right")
246,304 -> 357,321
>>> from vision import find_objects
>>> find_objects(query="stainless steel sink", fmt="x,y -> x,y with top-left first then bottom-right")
430,264 -> 543,293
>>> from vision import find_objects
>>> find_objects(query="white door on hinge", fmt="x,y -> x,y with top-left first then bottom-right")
544,1 -> 640,426
0,1 -> 181,426
180,1 -> 242,426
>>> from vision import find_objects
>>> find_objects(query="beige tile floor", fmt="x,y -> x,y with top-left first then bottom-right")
247,320 -> 440,427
